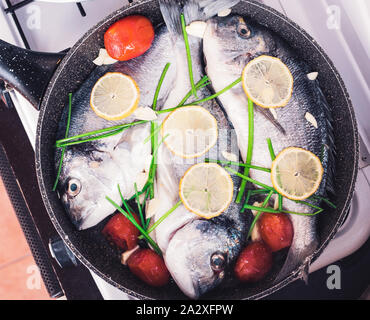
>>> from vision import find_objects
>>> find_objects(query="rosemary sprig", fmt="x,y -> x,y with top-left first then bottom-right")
180,14 -> 196,98
247,190 -> 274,239
236,98 -> 254,203
53,93 -> 72,191
205,158 -> 270,173
106,196 -> 161,255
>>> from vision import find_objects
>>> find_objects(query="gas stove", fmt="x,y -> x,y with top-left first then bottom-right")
0,0 -> 369,300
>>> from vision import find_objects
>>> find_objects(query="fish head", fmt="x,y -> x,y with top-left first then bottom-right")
203,15 -> 275,81
57,147 -> 123,230
165,220 -> 239,299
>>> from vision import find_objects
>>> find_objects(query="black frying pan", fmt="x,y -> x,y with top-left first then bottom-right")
0,0 -> 359,299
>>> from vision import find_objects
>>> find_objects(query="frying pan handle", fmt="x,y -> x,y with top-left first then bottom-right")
0,39 -> 66,110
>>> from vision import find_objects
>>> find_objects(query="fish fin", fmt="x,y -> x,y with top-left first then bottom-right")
255,106 -> 286,135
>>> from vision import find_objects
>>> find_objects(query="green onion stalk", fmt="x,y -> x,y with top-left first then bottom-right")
236,98 -> 254,203
53,93 -> 72,191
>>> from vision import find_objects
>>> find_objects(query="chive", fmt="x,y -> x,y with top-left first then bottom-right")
55,120 -> 148,148
144,123 -> 163,144
225,167 -> 274,192
177,75 -> 209,107
278,194 -> 283,211
118,184 -> 134,219
294,199 -> 322,211
145,218 -> 151,230
250,188 -> 271,195
183,77 -> 242,107
146,63 -> 171,198
147,200 -> 182,234
243,204 -> 323,216
127,182 -> 151,201
56,128 -> 124,148
311,195 -> 337,209
53,148 -> 66,191
147,134 -> 169,185
106,196 -> 161,255
240,190 -> 252,213
205,158 -> 270,173
247,190 -> 274,239
236,98 -> 254,203
134,183 -> 146,229
153,63 -> 171,111
157,77 -> 242,114
53,93 -> 72,191
118,185 -> 135,220
180,14 -> 197,98
267,138 -> 276,161
143,189 -> 151,230
144,76 -> 210,144
152,63 -> 170,152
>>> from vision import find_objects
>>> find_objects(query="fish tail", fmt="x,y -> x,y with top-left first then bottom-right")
184,0 -> 240,22
159,0 -> 184,40
159,0 -> 240,39
274,223 -> 319,283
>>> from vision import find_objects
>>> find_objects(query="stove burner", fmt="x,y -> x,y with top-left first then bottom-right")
3,0 -> 88,49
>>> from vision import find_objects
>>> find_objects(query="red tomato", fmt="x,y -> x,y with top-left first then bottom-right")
104,15 -> 155,61
258,212 -> 293,252
234,241 -> 272,282
127,249 -> 170,287
102,213 -> 140,251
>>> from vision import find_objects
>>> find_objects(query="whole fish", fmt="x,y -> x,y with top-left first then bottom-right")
55,25 -> 176,230
153,0 -> 246,299
202,14 -> 335,281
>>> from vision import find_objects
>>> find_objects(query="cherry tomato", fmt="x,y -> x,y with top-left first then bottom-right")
104,15 -> 155,61
258,212 -> 293,252
234,241 -> 272,282
102,213 -> 140,251
127,249 -> 170,287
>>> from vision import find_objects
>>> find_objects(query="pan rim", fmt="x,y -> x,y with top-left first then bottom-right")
35,0 -> 359,300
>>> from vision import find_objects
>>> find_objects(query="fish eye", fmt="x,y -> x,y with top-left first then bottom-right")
210,252 -> 226,272
237,24 -> 251,38
67,178 -> 82,197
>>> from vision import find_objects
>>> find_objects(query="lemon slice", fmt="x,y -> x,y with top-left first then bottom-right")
242,55 -> 293,108
271,147 -> 324,201
161,106 -> 218,158
90,72 -> 139,120
179,163 -> 233,219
